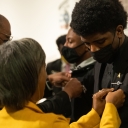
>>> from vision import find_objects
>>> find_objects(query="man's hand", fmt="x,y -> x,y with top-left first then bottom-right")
106,89 -> 125,108
63,78 -> 83,99
48,72 -> 71,86
92,88 -> 114,116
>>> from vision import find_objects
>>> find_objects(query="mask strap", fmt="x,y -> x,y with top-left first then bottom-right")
111,31 -> 116,45
73,42 -> 85,49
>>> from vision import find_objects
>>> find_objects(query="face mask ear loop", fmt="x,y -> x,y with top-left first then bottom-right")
111,31 -> 116,46
73,42 -> 85,49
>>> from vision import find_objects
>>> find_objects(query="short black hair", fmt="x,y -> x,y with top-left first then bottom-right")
56,35 -> 66,48
70,0 -> 128,37
0,38 -> 45,109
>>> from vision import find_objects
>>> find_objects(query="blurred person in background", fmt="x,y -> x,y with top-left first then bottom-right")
0,14 -> 12,45
46,35 -> 74,75
44,35 -> 74,97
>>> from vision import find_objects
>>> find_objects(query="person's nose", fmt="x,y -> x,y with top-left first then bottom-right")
90,44 -> 100,52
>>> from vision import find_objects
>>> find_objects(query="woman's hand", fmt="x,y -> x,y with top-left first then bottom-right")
106,89 -> 125,108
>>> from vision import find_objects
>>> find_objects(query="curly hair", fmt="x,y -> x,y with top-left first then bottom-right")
70,0 -> 128,37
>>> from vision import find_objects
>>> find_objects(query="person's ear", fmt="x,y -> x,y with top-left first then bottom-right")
116,25 -> 124,39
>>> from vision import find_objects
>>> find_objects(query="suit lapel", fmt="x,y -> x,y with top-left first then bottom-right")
94,62 -> 101,93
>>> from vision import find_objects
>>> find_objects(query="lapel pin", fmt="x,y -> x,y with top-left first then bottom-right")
117,73 -> 121,78
111,81 -> 122,86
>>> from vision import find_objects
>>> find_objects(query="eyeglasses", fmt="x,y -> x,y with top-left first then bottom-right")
0,32 -> 13,43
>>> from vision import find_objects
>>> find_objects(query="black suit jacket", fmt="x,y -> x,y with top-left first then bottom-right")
44,59 -> 62,98
46,59 -> 62,75
94,36 -> 128,128
39,60 -> 95,119
71,62 -> 95,121
37,91 -> 71,118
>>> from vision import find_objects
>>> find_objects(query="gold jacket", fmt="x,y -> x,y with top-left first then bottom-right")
0,102 -> 120,128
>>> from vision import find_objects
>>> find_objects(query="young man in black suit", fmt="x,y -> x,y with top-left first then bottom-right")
70,0 -> 127,127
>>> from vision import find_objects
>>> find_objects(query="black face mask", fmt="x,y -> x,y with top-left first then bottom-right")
91,38 -> 120,63
61,43 -> 86,63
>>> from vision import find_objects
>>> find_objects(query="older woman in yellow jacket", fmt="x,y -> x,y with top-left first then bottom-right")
0,38 -> 125,128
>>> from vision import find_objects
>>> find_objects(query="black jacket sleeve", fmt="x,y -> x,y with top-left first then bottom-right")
37,91 -> 71,118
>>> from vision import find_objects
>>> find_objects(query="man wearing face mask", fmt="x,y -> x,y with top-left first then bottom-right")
46,35 -> 74,75
44,35 -> 74,97
61,28 -> 96,122
70,0 -> 128,127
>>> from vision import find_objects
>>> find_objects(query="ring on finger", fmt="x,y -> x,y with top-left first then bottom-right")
99,90 -> 102,92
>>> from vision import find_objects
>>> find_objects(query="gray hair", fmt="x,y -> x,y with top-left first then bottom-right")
0,38 -> 46,109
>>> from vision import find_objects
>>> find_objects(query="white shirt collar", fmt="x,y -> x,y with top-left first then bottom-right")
74,57 -> 96,70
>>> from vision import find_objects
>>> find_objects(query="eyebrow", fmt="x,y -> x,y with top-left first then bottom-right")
82,37 -> 106,44
93,38 -> 106,43
67,35 -> 73,39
